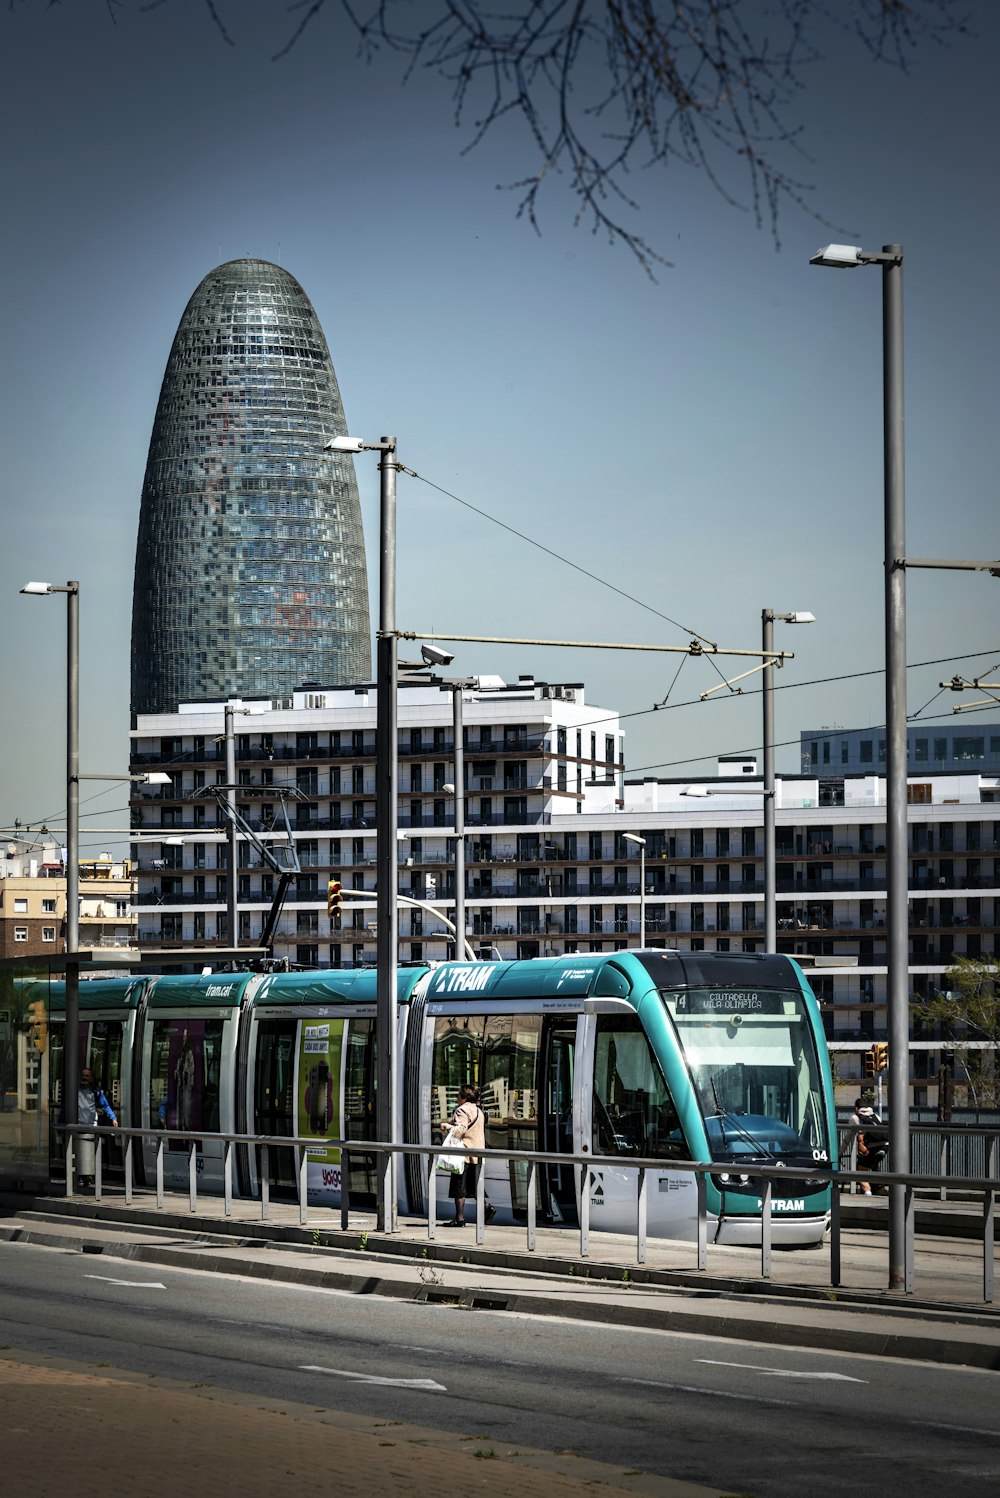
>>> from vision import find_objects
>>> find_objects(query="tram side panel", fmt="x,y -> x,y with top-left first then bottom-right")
241,967 -> 427,1208
412,967 -> 700,1239
139,975 -> 260,1195
47,978 -> 148,1182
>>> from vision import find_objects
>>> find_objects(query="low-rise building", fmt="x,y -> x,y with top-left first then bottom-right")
0,845 -> 136,957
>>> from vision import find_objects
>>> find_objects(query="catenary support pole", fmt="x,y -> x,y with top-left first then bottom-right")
452,685 -> 465,958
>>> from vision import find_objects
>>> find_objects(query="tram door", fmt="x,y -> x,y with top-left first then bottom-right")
539,1019 -> 579,1225
49,1021 -> 125,1178
344,1018 -> 377,1204
253,1021 -> 297,1193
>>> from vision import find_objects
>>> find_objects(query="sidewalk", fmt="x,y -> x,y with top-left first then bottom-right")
2,1189 -> 999,1371
0,1349 -> 724,1498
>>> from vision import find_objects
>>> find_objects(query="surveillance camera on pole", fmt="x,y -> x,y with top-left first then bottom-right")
420,643 -> 455,668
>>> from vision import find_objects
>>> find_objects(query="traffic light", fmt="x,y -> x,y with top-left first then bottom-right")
27,998 -> 47,1054
874,1042 -> 889,1073
864,1047 -> 876,1078
327,879 -> 343,923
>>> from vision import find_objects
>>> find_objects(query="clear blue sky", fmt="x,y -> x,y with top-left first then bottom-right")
2,2 -> 997,856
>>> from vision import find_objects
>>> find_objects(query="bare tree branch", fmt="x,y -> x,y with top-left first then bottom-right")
11,0 -> 972,276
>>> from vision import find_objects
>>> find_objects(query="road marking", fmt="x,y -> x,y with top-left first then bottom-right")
623,1378 -> 797,1409
300,1365 -> 447,1392
923,1421 -> 1000,1441
696,1359 -> 866,1382
84,1275 -> 166,1289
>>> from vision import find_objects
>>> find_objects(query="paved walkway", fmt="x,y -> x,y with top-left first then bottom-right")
0,1350 -> 723,1498
2,1189 -> 999,1370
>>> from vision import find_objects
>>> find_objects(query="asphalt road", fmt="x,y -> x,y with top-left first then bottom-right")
2,1240 -> 999,1497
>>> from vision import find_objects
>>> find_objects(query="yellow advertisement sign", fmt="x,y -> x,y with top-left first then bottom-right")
297,1019 -> 344,1168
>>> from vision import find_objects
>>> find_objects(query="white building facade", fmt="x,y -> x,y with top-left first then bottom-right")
130,679 -> 999,1105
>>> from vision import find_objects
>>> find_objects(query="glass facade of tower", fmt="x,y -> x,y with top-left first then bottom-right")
131,260 -> 371,714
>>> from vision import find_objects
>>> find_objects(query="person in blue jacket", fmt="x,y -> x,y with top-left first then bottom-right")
75,1067 -> 118,1188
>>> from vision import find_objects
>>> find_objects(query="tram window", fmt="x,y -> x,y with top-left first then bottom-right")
344,1018 -> 375,1135
89,1022 -> 124,1114
149,1019 -> 224,1134
431,1015 -> 484,1138
481,1014 -> 541,1151
593,1017 -> 681,1158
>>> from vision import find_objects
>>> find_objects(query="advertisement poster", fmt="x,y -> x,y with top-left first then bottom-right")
152,1019 -> 223,1149
297,1019 -> 344,1199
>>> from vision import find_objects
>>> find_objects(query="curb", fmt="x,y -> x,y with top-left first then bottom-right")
5,1195 -> 998,1327
4,1220 -> 998,1372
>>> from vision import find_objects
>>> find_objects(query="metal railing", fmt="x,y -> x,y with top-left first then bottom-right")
839,1120 -> 1000,1196
60,1125 -> 999,1303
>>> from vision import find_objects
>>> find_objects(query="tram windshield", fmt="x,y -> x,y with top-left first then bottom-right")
662,988 -> 828,1161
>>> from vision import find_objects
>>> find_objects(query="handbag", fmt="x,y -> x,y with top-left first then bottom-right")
434,1127 -> 467,1174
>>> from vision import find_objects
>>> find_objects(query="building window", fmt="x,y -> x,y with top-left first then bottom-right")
41,925 -> 56,942
823,741 -> 830,764
860,740 -> 873,764
954,736 -> 985,761
878,739 -> 886,762
42,899 -> 56,914
841,740 -> 849,764
934,738 -> 948,762
13,898 -> 28,914
14,926 -> 28,942
914,738 -> 928,763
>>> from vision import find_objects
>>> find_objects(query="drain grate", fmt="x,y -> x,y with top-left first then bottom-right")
466,1294 -> 513,1312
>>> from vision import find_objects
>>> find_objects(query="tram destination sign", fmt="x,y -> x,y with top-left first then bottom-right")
675,989 -> 785,1015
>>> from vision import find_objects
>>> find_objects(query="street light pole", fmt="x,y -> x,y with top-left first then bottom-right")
811,241 -> 909,1290
21,580 -> 80,1147
762,610 -> 814,952
225,704 -> 238,951
376,437 -> 399,1233
881,246 -> 910,1294
327,433 -> 400,1233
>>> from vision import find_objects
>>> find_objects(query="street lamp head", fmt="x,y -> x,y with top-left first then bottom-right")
141,771 -> 173,786
621,832 -> 646,848
786,611 -> 816,624
21,580 -> 54,595
810,244 -> 864,268
420,643 -> 455,668
324,435 -> 366,452
440,782 -> 456,795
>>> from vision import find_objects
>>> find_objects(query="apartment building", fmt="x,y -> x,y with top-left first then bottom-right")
130,682 -> 998,1104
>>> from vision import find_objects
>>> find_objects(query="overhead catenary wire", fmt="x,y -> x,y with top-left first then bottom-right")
410,470 -> 716,648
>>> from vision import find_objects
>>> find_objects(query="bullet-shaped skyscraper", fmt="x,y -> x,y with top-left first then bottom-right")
131,260 -> 370,713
